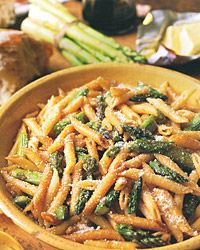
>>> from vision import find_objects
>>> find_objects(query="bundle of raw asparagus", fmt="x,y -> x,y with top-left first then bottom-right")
21,0 -> 146,66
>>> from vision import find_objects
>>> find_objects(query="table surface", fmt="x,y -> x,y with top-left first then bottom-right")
1,2 -> 200,250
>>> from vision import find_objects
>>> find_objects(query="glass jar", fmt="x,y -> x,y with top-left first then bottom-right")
82,0 -> 137,35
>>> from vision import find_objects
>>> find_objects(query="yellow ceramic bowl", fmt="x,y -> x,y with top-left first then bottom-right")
0,231 -> 24,250
0,63 -> 200,250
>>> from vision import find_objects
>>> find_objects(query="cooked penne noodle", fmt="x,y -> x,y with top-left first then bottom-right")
1,171 -> 37,196
123,154 -> 152,168
102,118 -> 113,131
110,86 -> 130,96
45,169 -> 60,210
78,180 -> 100,190
64,133 -> 76,175
48,172 -> 71,214
174,194 -> 184,211
49,215 -> 81,235
88,90 -> 102,97
5,155 -> 38,171
71,117 -> 109,148
47,124 -> 75,153
120,168 -> 191,194
158,125 -> 173,136
87,214 -> 112,229
105,107 -> 123,134
64,96 -> 84,115
170,134 -> 200,150
82,97 -> 97,121
153,188 -> 196,238
141,185 -> 162,222
85,137 -> 99,161
159,81 -> 168,95
82,166 -> 124,216
118,104 -> 141,124
23,118 -> 43,136
147,98 -> 188,123
130,103 -> 158,116
111,87 -> 149,108
24,148 -> 46,171
119,186 -> 131,211
114,177 -> 127,191
109,213 -> 166,232
171,89 -> 194,110
99,151 -> 113,175
70,161 -> 83,216
31,165 -> 53,218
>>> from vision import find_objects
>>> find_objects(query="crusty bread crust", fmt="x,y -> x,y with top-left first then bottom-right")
0,29 -> 51,105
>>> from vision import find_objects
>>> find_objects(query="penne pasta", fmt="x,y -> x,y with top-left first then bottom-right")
64,133 -> 76,175
147,98 -> 188,123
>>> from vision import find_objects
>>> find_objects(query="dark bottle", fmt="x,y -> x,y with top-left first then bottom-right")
82,0 -> 137,35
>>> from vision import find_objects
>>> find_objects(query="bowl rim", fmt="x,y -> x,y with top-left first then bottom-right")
0,63 -> 200,250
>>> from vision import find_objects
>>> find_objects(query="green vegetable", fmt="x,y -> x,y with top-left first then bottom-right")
130,83 -> 168,102
21,0 -> 146,65
184,113 -> 200,131
128,139 -> 172,154
55,205 -> 70,221
116,224 -> 167,247
95,189 -> 120,215
53,112 -> 87,136
155,111 -> 168,124
149,160 -> 188,183
164,145 -> 194,171
140,116 -> 157,133
87,121 -> 110,139
50,151 -> 64,175
76,147 -> 88,161
128,177 -> 142,215
106,142 -> 123,158
122,124 -> 154,140
83,156 -> 98,179
75,189 -> 92,215
17,129 -> 28,157
11,169 -> 42,185
183,194 -> 200,219
14,195 -> 31,208
112,129 -> 123,142
96,95 -> 107,120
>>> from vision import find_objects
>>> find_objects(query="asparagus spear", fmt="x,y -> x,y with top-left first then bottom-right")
59,37 -> 99,64
49,151 -> 64,175
61,50 -> 83,66
122,124 -> 154,140
164,145 -> 194,171
75,147 -> 88,161
75,189 -> 92,215
155,110 -> 168,124
95,189 -> 120,215
53,112 -> 87,136
96,95 -> 107,121
130,83 -> 168,102
128,139 -> 172,154
55,204 -> 70,220
149,160 -> 188,184
128,177 -> 142,215
106,142 -> 124,158
116,224 -> 167,247
112,129 -> 123,142
87,121 -> 110,139
184,113 -> 200,131
183,194 -> 200,219
11,169 -> 42,185
14,195 -> 31,209
75,155 -> 98,214
17,127 -> 28,157
140,115 -> 157,133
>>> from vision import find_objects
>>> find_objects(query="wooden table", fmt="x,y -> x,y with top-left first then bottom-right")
1,2 -> 200,250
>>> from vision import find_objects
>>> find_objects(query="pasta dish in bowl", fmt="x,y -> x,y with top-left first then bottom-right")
0,63 -> 200,250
